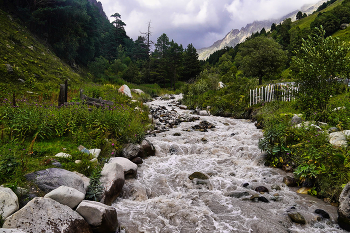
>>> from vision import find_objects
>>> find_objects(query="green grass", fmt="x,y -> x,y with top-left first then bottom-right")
0,83 -> 151,188
293,0 -> 344,30
333,26 -> 350,41
0,9 -> 83,91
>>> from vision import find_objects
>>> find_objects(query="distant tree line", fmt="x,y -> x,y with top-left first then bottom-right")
0,0 -> 202,87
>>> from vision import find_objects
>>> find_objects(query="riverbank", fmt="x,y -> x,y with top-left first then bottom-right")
113,95 -> 345,233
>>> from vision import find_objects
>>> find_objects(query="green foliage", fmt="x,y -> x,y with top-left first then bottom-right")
182,68 -> 255,117
0,152 -> 19,183
258,99 -> 350,201
291,27 -> 350,120
0,9 -> 82,89
235,36 -> 288,85
86,167 -> 104,201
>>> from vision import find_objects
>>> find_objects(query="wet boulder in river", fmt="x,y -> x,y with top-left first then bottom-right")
283,176 -> 297,187
188,172 -> 209,180
338,182 -> 350,231
255,186 -> 269,193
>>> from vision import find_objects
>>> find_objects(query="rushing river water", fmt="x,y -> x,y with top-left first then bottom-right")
113,95 -> 345,233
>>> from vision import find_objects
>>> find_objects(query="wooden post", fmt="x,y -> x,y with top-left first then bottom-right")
64,80 -> 68,103
12,92 -> 16,106
58,84 -> 65,106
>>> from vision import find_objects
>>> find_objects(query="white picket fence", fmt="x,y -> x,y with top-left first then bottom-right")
249,83 -> 299,106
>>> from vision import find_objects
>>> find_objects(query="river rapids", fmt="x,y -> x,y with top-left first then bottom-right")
112,95 -> 345,233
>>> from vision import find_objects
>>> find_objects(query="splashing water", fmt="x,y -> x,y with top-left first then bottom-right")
113,95 -> 345,233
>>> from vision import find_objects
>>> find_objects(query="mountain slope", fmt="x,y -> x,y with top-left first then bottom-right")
198,0 -> 328,60
0,9 -> 83,89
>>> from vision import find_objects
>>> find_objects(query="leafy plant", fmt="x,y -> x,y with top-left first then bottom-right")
86,168 -> 104,201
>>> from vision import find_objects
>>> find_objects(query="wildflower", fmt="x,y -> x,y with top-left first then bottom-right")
112,143 -> 114,146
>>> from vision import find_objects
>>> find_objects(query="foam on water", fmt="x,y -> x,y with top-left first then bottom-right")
113,95 -> 345,233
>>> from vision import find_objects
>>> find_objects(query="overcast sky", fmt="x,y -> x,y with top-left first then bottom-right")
98,0 -> 321,50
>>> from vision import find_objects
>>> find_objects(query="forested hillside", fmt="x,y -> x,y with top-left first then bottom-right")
0,0 -> 202,90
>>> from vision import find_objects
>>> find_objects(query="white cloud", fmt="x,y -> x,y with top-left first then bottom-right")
99,0 -> 323,49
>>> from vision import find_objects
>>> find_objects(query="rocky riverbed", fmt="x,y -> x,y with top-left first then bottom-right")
113,94 -> 346,233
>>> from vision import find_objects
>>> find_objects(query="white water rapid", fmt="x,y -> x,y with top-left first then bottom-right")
113,95 -> 345,233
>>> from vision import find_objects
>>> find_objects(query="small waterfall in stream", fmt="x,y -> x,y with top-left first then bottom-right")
113,95 -> 345,233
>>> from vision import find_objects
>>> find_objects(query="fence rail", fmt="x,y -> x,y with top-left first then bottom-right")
249,83 -> 299,106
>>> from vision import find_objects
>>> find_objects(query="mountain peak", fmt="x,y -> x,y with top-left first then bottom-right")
198,0 -> 328,60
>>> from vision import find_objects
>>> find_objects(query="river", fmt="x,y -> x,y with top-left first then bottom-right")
112,95 -> 345,233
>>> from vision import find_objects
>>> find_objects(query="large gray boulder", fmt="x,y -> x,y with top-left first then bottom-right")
44,186 -> 85,209
338,182 -> 350,230
0,187 -> 19,219
76,200 -> 118,233
122,140 -> 156,159
109,157 -> 137,178
100,163 -> 125,205
291,114 -> 302,126
3,197 -> 92,233
140,139 -> 156,157
118,84 -> 132,98
25,168 -> 87,194
122,143 -> 141,160
329,130 -> 350,147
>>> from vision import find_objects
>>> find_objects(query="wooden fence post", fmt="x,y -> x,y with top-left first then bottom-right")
58,84 -> 65,106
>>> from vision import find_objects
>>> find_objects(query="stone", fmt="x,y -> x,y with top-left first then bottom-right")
226,192 -> 250,198
76,200 -> 118,233
140,139 -> 156,157
315,209 -> 330,219
199,110 -> 210,116
108,157 -> 138,178
291,114 -> 302,126
51,160 -> 62,167
78,145 -> 90,154
44,186 -> 85,209
188,172 -> 209,180
131,157 -> 143,164
283,176 -> 297,187
258,196 -> 269,203
25,168 -> 87,194
338,182 -> 350,231
55,152 -> 71,158
89,149 -> 101,158
271,184 -> 281,190
179,105 -> 187,110
288,212 -> 306,224
328,127 -> 339,133
341,23 -> 349,30
122,143 -> 141,160
0,187 -> 19,219
118,84 -> 132,98
73,171 -> 90,192
0,229 -> 26,233
329,130 -> 350,147
218,81 -> 226,89
255,186 -> 269,193
242,183 -> 249,188
100,163 -> 125,205
3,197 -> 92,233
5,64 -> 13,73
250,194 -> 260,202
131,89 -> 144,95
294,121 -> 322,131
296,187 -> 311,194
173,132 -> 181,136
282,164 -> 293,172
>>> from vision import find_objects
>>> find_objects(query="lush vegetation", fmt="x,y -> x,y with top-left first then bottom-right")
1,0 -> 350,206
0,83 -> 151,187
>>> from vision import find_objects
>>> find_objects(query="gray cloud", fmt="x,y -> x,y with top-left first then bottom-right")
99,0 -> 321,49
